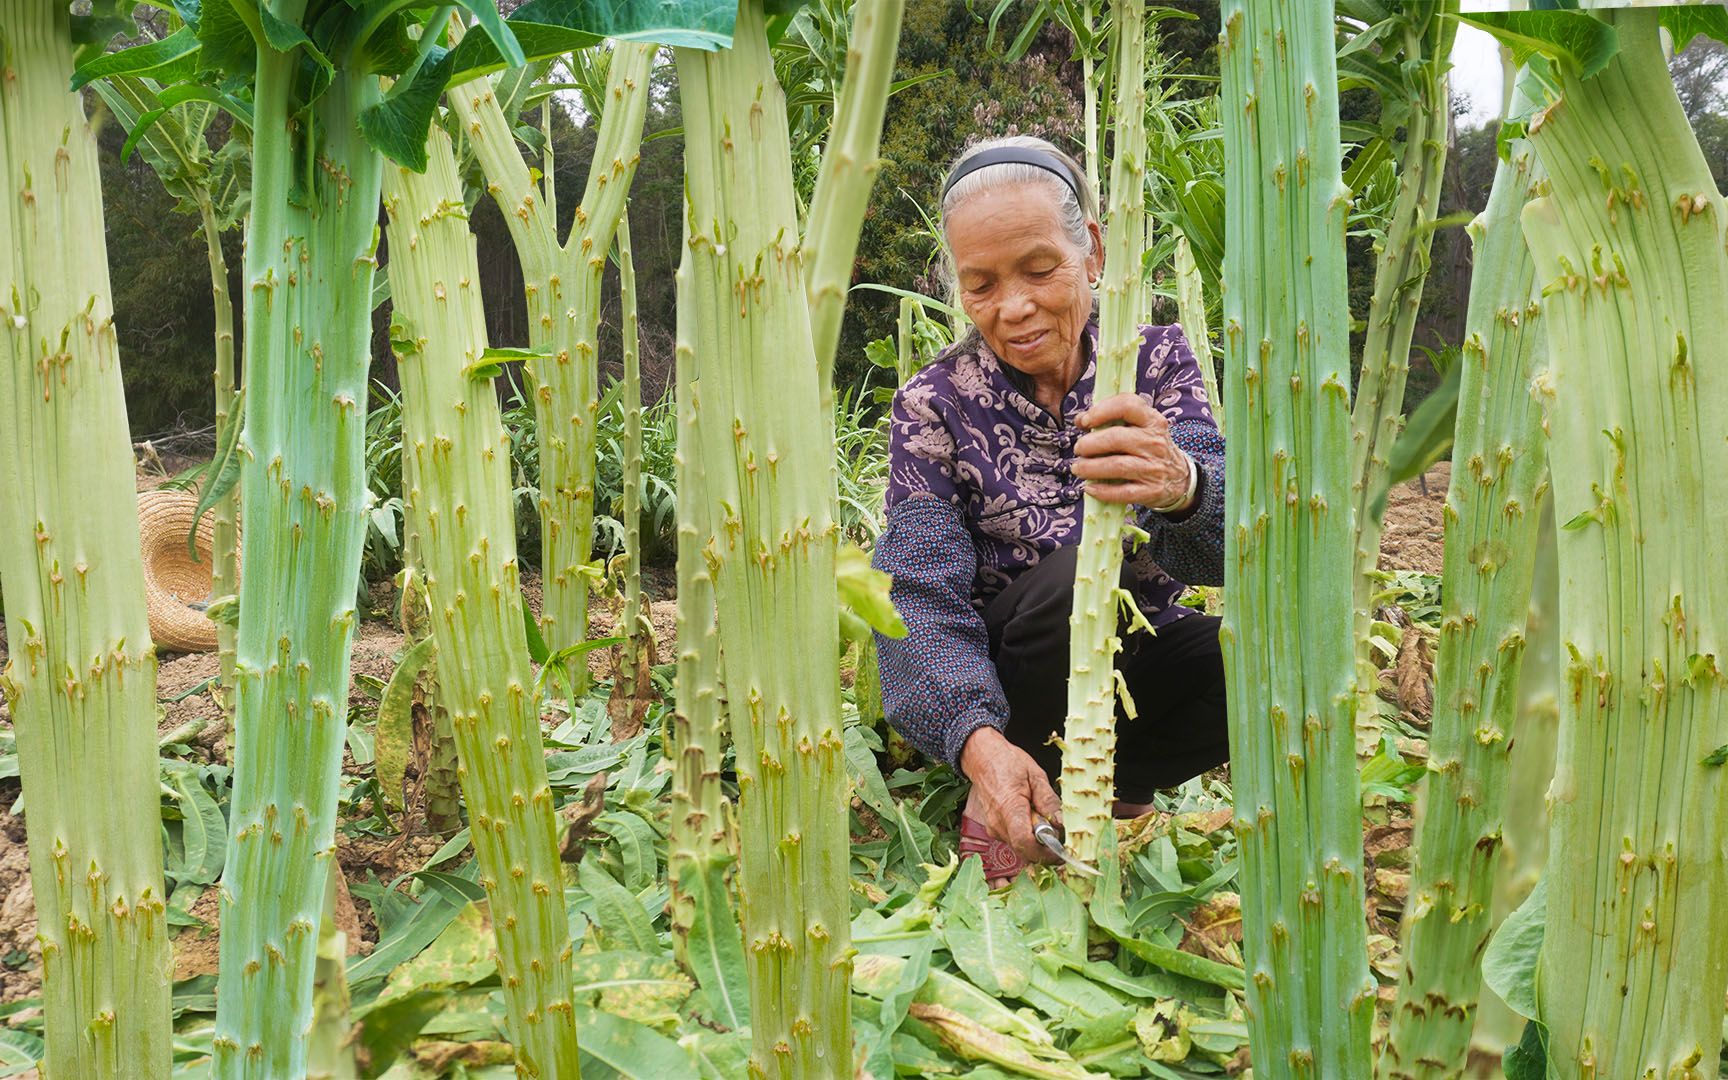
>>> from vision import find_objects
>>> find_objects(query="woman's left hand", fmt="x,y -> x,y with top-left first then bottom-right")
1073,393 -> 1193,512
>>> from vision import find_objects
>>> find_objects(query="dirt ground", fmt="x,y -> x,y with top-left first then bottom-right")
0,459 -> 1446,1007
1379,462 -> 1449,575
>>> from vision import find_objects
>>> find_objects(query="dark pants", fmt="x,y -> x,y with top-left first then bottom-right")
983,545 -> 1230,802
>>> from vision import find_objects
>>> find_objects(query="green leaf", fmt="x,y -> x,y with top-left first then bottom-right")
685,1029 -> 752,1080
375,634 -> 438,819
156,82 -> 254,132
71,27 -> 200,90
838,544 -> 907,639
1483,876 -> 1546,1020
445,24 -> 606,88
359,48 -> 453,171
374,901 -> 497,1004
523,594 -> 550,663
0,1025 -> 44,1071
163,761 -> 226,886
508,0 -> 736,49
1659,6 -> 1728,52
1375,357 -> 1460,521
861,935 -> 934,1079
944,901 -> 1033,997
535,634 -> 624,699
1702,744 -> 1728,767
187,387 -> 245,561
203,595 -> 239,628
1089,830 -> 1245,991
578,856 -> 657,954
463,346 -> 549,382
454,1 -> 527,66
257,4 -> 333,83
570,1003 -> 695,1076
1502,1018 -> 1549,1080
677,854 -> 750,1029
1458,12 -> 1619,80
594,811 -> 658,892
178,0 -> 258,78
351,987 -> 448,1075
347,868 -> 475,988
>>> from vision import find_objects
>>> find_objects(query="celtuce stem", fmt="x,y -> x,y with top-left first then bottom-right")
1380,76 -> 1551,1080
385,127 -> 581,1079
1518,12 -> 1728,1076
212,57 -> 383,1079
198,193 -> 240,724
614,209 -> 649,734
675,1 -> 882,1069
448,44 -> 655,706
0,6 -> 171,1074
803,0 -> 904,399
1349,5 -> 1457,715
1060,0 -> 1146,875
1173,232 -> 1219,435
667,301 -> 729,971
1218,2 -> 1374,1076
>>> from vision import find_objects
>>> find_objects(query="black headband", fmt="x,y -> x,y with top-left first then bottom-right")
940,146 -> 1084,206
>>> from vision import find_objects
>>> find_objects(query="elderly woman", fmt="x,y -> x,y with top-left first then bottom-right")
873,135 -> 1229,882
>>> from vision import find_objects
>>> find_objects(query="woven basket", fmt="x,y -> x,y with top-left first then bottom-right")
138,490 -> 240,654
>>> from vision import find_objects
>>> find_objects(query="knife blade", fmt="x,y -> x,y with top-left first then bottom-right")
1033,820 -> 1101,878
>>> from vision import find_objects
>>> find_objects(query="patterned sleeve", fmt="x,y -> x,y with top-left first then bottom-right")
1135,325 -> 1226,586
872,497 -> 1009,769
874,376 -> 1006,768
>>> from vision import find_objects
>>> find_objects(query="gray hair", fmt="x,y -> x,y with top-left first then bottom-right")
937,135 -> 1100,307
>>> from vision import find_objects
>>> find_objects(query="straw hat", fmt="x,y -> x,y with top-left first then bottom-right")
138,489 -> 240,654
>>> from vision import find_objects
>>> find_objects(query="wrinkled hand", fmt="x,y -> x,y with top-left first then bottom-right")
1073,393 -> 1193,512
959,727 -> 1061,865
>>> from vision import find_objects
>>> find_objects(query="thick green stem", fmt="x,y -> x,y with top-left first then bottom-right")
385,127 -> 581,1079
1349,6 -> 1457,710
614,209 -> 649,731
198,193 -> 241,724
667,313 -> 729,972
0,8 -> 171,1075
1173,231 -> 1219,433
804,0 -> 904,405
212,54 -> 384,1078
1218,2 -> 1374,1076
1080,1 -> 1098,196
448,45 -> 655,706
1060,0 -> 1145,875
1518,13 -> 1728,1077
1380,77 -> 1551,1080
675,3 -> 857,1070
1471,500 -> 1558,1062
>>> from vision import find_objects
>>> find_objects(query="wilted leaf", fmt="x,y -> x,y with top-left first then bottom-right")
375,902 -> 496,1005
375,634 -> 438,819
570,949 -> 692,1025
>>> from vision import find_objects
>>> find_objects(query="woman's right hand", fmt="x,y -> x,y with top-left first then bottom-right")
959,727 -> 1063,865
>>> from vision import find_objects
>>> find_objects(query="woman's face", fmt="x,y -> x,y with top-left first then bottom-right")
946,183 -> 1103,390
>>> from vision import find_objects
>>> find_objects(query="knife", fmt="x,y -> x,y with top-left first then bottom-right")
1033,819 -> 1101,879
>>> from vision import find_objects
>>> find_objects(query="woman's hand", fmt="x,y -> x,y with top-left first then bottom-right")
1073,393 -> 1194,512
960,727 -> 1063,864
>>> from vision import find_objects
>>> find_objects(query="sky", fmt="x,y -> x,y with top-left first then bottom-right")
1450,22 -> 1509,130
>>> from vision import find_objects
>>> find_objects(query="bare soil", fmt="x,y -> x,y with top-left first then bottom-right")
1379,462 -> 1450,576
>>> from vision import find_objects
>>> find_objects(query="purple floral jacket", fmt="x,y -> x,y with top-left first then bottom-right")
872,322 -> 1226,767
